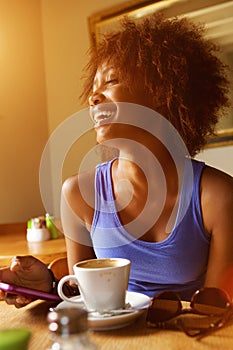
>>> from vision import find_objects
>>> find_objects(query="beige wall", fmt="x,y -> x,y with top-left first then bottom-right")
41,0 -> 123,132
196,145 -> 233,176
0,0 -> 123,224
0,0 -> 48,223
1,0 -> 232,223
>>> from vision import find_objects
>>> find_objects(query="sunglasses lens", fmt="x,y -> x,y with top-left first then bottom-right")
192,288 -> 229,316
147,291 -> 181,323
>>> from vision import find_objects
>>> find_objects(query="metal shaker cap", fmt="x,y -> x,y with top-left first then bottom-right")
47,308 -> 88,335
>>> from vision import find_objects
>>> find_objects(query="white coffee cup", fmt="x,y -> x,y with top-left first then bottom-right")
57,258 -> 131,312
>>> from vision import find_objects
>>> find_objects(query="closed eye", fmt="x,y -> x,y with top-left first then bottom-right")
105,79 -> 118,86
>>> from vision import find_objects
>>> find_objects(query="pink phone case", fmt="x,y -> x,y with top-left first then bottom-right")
0,282 -> 61,301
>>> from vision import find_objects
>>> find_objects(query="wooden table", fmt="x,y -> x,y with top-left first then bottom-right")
0,224 -> 67,266
0,300 -> 233,350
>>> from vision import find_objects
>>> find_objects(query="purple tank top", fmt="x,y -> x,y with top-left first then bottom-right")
90,158 -> 210,300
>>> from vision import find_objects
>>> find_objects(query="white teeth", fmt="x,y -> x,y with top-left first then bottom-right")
94,110 -> 113,123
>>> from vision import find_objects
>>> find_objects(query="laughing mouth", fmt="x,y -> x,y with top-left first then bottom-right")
90,103 -> 117,125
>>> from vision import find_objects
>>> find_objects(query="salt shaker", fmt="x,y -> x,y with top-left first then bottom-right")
47,308 -> 97,350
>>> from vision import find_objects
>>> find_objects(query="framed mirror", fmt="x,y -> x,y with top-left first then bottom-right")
88,0 -> 233,148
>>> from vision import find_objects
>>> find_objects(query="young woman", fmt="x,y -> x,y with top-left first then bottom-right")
0,14 -> 232,307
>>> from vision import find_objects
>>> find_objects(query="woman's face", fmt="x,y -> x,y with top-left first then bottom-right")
89,63 -> 154,144
89,63 -> 154,108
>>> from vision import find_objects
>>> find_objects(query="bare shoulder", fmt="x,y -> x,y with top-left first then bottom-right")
200,165 -> 233,235
62,169 -> 96,225
62,169 -> 95,195
201,165 -> 233,197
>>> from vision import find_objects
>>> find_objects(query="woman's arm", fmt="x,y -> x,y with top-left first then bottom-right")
65,236 -> 96,274
201,166 -> 233,299
61,170 -> 96,273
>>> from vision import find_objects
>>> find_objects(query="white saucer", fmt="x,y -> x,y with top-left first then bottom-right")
56,291 -> 151,331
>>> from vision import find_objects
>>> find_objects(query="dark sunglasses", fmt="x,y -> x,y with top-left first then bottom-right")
146,287 -> 233,338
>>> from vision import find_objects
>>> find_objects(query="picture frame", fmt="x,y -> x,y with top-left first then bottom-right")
88,0 -> 233,148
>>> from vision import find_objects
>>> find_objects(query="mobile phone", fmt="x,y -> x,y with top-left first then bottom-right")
0,282 -> 61,301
